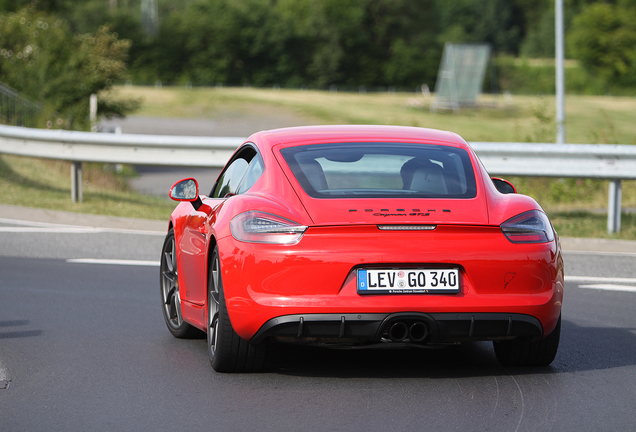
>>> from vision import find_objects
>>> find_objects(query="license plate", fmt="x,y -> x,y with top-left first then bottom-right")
357,268 -> 460,294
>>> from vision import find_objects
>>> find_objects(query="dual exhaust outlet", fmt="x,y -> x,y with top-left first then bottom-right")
387,321 -> 429,343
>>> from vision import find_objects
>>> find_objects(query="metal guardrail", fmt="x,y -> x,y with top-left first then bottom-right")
470,142 -> 636,179
0,124 -> 634,233
0,124 -> 242,166
471,142 -> 636,234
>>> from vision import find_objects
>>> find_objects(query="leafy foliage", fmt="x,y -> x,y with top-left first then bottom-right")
127,0 -> 444,89
568,3 -> 636,87
435,0 -> 525,54
4,0 -> 636,98
0,7 -> 139,130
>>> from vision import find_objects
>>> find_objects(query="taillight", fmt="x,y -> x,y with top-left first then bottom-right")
501,210 -> 555,243
230,211 -> 308,244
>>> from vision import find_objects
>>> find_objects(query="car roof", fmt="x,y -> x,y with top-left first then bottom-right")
246,125 -> 468,151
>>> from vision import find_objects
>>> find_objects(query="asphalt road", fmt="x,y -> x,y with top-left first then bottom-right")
1,209 -> 636,431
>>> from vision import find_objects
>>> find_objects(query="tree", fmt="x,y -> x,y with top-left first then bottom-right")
0,7 -> 139,129
435,0 -> 525,55
568,3 -> 636,86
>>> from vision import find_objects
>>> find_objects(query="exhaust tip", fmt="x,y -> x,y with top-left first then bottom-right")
388,322 -> 409,342
409,322 -> 429,342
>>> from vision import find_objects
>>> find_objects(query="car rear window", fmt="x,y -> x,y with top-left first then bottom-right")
280,143 -> 477,198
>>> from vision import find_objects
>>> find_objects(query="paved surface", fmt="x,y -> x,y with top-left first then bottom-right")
100,110 -> 315,137
130,166 -> 222,198
1,206 -> 636,432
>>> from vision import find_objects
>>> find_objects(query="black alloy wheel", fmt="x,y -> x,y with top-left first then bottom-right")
207,246 -> 267,372
160,229 -> 199,338
207,247 -> 221,364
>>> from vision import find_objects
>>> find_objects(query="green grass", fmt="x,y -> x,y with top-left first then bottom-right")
2,85 -> 636,239
121,85 -> 636,144
0,154 -> 174,220
549,212 -> 636,239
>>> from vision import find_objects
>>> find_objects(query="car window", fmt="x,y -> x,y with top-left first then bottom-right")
211,145 -> 263,198
237,153 -> 264,194
280,143 -> 477,199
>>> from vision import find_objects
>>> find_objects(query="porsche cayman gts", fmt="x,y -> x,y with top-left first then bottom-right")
160,125 -> 563,372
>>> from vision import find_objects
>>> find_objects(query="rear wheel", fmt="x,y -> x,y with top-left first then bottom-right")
493,315 -> 561,367
160,229 -> 199,338
207,246 -> 267,372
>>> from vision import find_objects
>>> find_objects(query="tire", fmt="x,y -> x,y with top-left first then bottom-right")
207,246 -> 267,372
493,315 -> 561,367
160,229 -> 200,338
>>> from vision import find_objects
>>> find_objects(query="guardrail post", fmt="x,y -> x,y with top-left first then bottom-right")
89,94 -> 98,132
608,179 -> 622,233
71,162 -> 83,203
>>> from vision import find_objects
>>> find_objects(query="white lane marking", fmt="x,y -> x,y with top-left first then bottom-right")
564,250 -> 636,257
566,276 -> 636,284
0,218 -> 164,236
0,217 -> 65,227
577,284 -> 636,292
0,226 -> 164,236
0,227 -> 105,233
66,259 -> 160,267
567,276 -> 636,292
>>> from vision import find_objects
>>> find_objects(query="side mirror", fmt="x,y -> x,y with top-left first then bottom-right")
169,178 -> 203,210
492,177 -> 517,194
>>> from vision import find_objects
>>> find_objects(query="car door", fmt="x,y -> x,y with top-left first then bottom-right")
179,145 -> 263,306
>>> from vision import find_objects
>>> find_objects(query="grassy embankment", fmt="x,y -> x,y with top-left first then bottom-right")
1,85 -> 636,238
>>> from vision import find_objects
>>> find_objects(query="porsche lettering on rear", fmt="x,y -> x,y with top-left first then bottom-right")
373,212 -> 430,217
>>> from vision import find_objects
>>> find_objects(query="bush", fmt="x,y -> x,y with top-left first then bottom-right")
494,56 -> 634,96
0,7 -> 139,130
568,3 -> 636,88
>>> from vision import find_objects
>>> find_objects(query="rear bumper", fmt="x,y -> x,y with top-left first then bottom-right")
250,312 -> 543,344
218,224 -> 564,342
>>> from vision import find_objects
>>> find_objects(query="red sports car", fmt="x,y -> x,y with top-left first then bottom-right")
160,125 -> 563,372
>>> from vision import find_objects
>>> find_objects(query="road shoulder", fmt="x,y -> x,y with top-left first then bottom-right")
0,203 -> 166,233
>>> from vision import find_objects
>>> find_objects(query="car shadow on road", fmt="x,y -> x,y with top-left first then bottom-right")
0,320 -> 43,339
266,319 -> 636,378
554,319 -> 636,373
